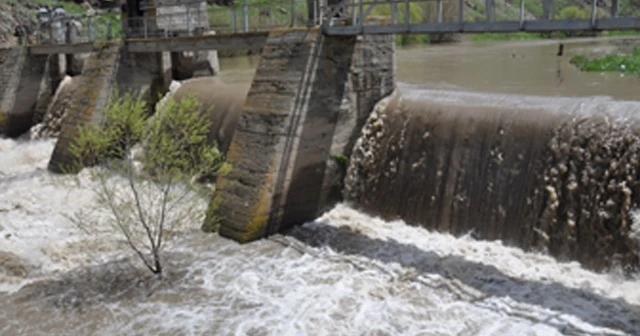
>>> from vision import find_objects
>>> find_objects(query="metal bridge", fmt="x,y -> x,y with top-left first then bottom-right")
25,0 -> 640,55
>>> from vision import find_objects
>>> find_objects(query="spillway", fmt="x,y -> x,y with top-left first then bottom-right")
346,89 -> 640,272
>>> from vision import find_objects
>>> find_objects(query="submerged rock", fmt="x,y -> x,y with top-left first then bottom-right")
0,251 -> 30,278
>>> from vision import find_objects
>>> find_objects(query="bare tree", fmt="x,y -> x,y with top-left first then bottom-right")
68,92 -> 229,275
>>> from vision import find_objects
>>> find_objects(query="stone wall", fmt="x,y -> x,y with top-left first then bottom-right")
204,28 -> 395,242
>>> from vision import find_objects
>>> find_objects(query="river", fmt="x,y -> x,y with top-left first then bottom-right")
1,37 -> 640,335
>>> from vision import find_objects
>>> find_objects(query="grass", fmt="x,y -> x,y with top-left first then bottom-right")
470,32 -> 543,42
602,30 -> 640,37
570,44 -> 640,75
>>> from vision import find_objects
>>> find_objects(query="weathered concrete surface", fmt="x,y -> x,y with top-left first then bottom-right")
204,28 -> 395,242
48,43 -> 171,173
0,48 -> 60,137
319,33 -> 396,210
48,43 -> 121,173
30,76 -> 77,139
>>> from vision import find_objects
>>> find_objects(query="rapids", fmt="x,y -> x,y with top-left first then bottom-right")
1,131 -> 639,335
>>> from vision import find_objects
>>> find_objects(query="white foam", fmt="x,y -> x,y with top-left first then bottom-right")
1,138 -> 638,335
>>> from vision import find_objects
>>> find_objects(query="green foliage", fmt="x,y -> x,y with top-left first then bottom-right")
69,92 -> 228,275
471,32 -> 543,42
556,5 -> 589,20
331,153 -> 348,170
570,45 -> 640,75
602,30 -> 640,37
523,0 -> 543,17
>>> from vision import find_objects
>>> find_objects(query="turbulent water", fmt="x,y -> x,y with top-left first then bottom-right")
1,135 -> 640,335
346,89 -> 640,271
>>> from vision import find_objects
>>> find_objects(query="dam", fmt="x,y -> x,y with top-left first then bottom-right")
1,0 -> 640,334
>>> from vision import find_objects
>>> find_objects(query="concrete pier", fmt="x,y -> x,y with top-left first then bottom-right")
0,48 -> 60,137
203,29 -> 395,241
48,43 -> 171,173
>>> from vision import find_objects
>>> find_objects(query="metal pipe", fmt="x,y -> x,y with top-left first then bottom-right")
360,0 -> 364,27
458,0 -> 463,24
291,0 -> 296,27
437,0 -> 443,23
611,0 -> 619,18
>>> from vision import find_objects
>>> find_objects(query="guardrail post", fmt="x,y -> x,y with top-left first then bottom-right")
49,17 -> 54,43
360,0 -> 365,27
611,0 -> 619,18
437,0 -> 443,23
187,5 -> 193,36
88,17 -> 94,41
243,0 -> 249,32
485,0 -> 493,22
519,0 -> 525,29
543,0 -> 553,20
232,6 -> 237,33
404,0 -> 409,28
390,0 -> 397,24
290,0 -> 295,27
590,0 -> 597,28
106,20 -> 112,40
458,0 -> 463,24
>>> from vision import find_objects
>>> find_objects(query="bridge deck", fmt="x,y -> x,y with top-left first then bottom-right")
28,32 -> 269,55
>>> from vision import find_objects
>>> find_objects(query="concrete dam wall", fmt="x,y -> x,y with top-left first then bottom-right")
345,89 -> 640,272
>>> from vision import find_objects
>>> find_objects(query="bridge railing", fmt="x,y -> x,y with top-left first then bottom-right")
322,0 -> 640,34
123,0 -> 312,39
31,13 -> 119,45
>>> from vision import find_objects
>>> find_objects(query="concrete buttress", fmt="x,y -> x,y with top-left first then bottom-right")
48,43 -> 171,173
203,29 -> 395,241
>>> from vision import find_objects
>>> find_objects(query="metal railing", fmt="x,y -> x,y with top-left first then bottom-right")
123,0 -> 313,39
29,13 -> 118,45
27,0 -> 640,45
322,0 -> 640,34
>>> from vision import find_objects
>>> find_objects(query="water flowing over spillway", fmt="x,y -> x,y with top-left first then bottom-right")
1,122 -> 640,334
346,89 -> 640,272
